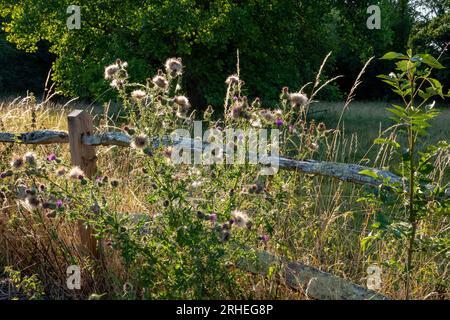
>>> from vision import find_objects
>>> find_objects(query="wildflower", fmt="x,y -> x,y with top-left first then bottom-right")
163,147 -> 172,158
104,63 -> 120,80
123,126 -> 136,135
56,167 -> 67,177
23,152 -> 36,166
91,202 -> 101,214
251,97 -> 261,109
131,134 -> 149,150
309,121 -> 316,133
259,234 -> 270,242
225,75 -> 240,86
197,211 -> 206,219
220,230 -> 231,242
289,92 -> 308,107
25,196 -> 40,210
275,118 -> 283,126
42,202 -> 56,210
47,153 -> 57,161
95,176 -> 106,185
68,166 -> 85,180
191,180 -> 203,188
152,74 -> 168,89
1,170 -> 13,179
25,188 -> 36,196
249,183 -> 264,194
210,213 -> 217,224
317,122 -> 326,132
249,115 -> 262,128
241,96 -> 249,109
231,210 -> 249,228
110,179 -> 120,188
389,72 -> 396,79
131,89 -> 147,101
280,87 -> 290,100
10,157 -> 24,170
173,96 -> 191,109
116,58 -> 128,68
56,199 -> 63,208
165,57 -> 183,76
231,105 -> 241,119
110,79 -> 125,90
260,110 -> 275,122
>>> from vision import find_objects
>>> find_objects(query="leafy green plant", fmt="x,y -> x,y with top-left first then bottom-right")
4,266 -> 45,300
361,49 -> 449,299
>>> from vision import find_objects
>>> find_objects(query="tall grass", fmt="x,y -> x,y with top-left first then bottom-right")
0,57 -> 448,300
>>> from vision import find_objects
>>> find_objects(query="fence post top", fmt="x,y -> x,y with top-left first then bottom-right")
68,109 -> 87,118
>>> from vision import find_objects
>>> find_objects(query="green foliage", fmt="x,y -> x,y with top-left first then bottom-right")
4,266 -> 45,300
0,0 -> 340,105
360,49 -> 449,298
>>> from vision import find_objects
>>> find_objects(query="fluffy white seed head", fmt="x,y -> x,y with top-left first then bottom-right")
165,57 -> 183,75
152,75 -> 168,89
225,75 -> 240,86
104,64 -> 120,80
289,92 -> 308,107
231,210 -> 249,228
131,89 -> 147,101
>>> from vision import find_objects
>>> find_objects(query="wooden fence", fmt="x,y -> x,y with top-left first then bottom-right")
3,108 -> 437,300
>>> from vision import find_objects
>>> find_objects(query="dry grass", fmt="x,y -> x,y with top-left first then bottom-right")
0,96 -> 448,300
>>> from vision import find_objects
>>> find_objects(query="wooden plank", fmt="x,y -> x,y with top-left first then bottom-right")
1,130 -> 448,199
67,110 -> 99,258
239,249 -> 389,300
0,130 -> 68,144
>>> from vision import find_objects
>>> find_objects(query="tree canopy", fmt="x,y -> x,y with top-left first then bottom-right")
0,0 -> 448,105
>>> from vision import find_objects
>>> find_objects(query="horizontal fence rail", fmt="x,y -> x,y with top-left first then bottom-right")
1,128 -> 449,200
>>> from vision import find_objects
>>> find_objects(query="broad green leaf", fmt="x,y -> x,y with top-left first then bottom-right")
419,54 -> 445,69
374,138 -> 400,148
359,169 -> 379,179
380,52 -> 407,60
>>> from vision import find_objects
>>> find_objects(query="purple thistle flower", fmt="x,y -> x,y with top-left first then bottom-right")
288,125 -> 295,133
275,118 -> 283,126
260,234 -> 270,242
209,213 -> 217,224
47,153 -> 57,161
56,199 -> 63,208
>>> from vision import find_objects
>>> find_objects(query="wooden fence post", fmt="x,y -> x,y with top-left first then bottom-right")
67,110 -> 99,258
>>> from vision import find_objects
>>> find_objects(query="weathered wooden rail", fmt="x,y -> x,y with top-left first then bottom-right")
1,126 -> 448,198
3,109 -> 446,300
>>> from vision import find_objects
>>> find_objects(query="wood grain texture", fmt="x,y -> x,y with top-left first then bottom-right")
67,110 -> 99,258
1,129 -> 449,199
240,249 -> 389,300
